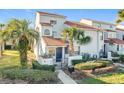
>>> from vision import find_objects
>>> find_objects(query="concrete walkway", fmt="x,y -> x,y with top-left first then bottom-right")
114,63 -> 124,67
57,70 -> 77,84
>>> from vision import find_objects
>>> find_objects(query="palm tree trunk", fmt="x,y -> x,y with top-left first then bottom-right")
19,35 -> 28,69
19,49 -> 28,68
69,39 -> 74,56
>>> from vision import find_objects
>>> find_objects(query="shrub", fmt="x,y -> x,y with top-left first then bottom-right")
112,58 -> 119,63
74,62 -> 104,70
111,52 -> 119,57
93,65 -> 117,74
32,61 -> 55,72
72,60 -> 83,65
2,69 -> 58,83
119,55 -> 124,62
96,60 -> 113,66
74,60 -> 113,70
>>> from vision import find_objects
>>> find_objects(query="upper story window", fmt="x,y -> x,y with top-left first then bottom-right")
52,31 -> 57,37
44,29 -> 50,36
50,20 -> 57,26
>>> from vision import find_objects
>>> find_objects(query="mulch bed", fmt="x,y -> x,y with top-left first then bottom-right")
63,64 -> 121,82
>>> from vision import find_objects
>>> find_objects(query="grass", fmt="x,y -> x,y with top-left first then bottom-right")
0,50 -> 20,70
81,72 -> 124,84
0,50 -> 33,77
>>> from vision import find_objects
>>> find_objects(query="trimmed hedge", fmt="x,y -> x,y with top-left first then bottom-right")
32,61 -> 55,72
72,58 -> 97,66
96,60 -> 113,66
74,60 -> 113,70
75,62 -> 103,70
2,69 -> 58,83
72,60 -> 83,65
119,55 -> 124,62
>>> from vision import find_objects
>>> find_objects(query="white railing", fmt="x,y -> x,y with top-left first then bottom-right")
38,57 -> 54,65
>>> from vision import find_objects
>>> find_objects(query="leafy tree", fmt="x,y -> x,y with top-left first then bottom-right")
2,19 -> 39,68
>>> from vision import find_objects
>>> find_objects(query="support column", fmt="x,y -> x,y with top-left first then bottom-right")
62,47 -> 65,63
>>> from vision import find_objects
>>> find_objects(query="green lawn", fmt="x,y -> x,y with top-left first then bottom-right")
81,73 -> 124,84
0,50 -> 33,77
0,50 -> 20,70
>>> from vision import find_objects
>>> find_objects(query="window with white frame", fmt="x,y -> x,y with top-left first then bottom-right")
52,31 -> 57,37
50,20 -> 57,26
44,29 -> 50,36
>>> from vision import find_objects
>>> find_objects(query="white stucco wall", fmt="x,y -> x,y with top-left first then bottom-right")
116,30 -> 124,40
107,32 -> 117,38
40,15 -> 66,38
73,30 -> 104,57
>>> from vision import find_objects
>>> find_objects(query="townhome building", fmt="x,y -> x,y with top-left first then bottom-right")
34,12 -> 106,65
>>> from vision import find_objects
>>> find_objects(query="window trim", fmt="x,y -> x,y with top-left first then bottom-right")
44,29 -> 51,36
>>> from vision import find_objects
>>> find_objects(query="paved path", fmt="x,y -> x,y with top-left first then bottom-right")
114,63 -> 124,67
57,70 -> 77,84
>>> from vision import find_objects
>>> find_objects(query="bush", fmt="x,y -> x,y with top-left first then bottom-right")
32,61 -> 55,72
119,55 -> 124,62
74,60 -> 113,70
72,55 -> 97,66
111,52 -> 119,57
2,69 -> 58,83
72,60 -> 83,65
75,62 -> 104,70
96,60 -> 113,66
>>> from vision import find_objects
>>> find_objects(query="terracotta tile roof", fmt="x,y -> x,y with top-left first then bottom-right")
40,22 -> 52,26
105,38 -> 124,44
37,11 -> 66,18
82,18 -> 115,26
105,29 -> 116,32
64,21 -> 104,31
116,28 -> 124,31
42,36 -> 66,46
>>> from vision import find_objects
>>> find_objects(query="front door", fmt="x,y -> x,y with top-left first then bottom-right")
56,47 -> 62,62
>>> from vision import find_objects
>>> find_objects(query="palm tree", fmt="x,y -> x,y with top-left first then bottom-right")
75,30 -> 91,45
62,27 -> 91,55
0,23 -> 5,58
116,9 -> 124,24
2,19 -> 39,68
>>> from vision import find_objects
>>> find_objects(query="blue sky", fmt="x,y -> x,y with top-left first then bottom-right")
0,9 -> 119,27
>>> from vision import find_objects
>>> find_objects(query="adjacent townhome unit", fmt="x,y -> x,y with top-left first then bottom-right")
80,18 -> 124,57
34,12 -> 106,65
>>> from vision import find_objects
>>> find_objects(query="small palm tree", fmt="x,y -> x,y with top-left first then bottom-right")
116,9 -> 124,24
62,28 -> 77,55
2,19 -> 39,68
75,30 -> 91,45
62,27 -> 91,55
